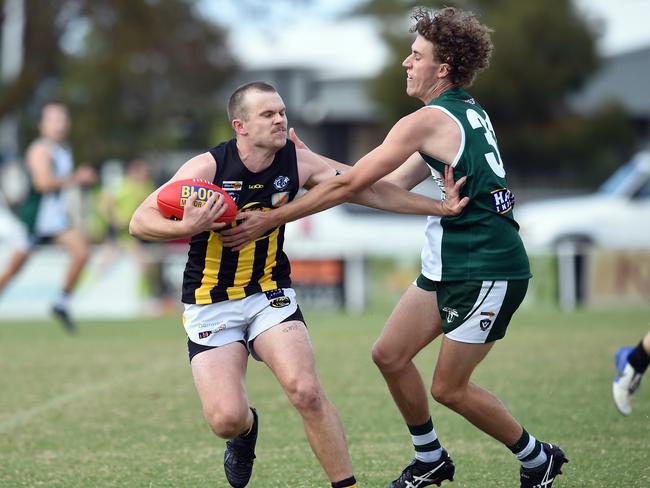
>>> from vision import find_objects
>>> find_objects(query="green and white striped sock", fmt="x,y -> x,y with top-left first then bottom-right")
408,418 -> 443,463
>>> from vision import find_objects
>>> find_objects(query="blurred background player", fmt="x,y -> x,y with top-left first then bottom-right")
613,330 -> 650,415
0,101 -> 97,332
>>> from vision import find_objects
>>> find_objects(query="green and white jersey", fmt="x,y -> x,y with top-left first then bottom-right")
420,88 -> 531,281
19,139 -> 74,236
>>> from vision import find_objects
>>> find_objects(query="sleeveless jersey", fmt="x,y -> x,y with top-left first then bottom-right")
181,139 -> 300,304
419,88 -> 531,281
20,139 -> 73,236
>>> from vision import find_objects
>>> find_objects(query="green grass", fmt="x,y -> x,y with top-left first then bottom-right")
1,305 -> 649,487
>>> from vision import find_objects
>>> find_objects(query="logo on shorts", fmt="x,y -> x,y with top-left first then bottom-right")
479,319 -> 492,331
265,289 -> 285,300
197,321 -> 227,331
480,311 -> 496,317
270,297 -> 291,308
198,331 -> 212,339
442,307 -> 459,324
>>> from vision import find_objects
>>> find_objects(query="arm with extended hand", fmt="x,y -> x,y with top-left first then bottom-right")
297,148 -> 466,216
289,129 -> 460,214
220,115 -> 469,249
356,165 -> 467,215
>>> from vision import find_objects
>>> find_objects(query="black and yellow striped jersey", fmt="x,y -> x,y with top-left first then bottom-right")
181,138 -> 300,304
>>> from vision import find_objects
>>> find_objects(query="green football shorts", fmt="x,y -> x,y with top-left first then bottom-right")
415,275 -> 529,343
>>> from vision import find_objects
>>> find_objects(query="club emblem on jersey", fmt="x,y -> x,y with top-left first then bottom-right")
271,192 -> 290,207
274,175 -> 290,190
222,181 -> 243,191
442,307 -> 459,324
491,188 -> 514,214
228,192 -> 239,204
479,319 -> 492,331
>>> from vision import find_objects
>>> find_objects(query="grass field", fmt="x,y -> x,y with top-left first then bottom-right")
1,303 -> 649,487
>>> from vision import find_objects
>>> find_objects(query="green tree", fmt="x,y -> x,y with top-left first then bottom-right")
359,0 -> 638,187
1,0 -> 237,163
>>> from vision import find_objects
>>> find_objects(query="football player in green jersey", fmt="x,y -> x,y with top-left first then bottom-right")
222,6 -> 567,488
0,102 -> 97,333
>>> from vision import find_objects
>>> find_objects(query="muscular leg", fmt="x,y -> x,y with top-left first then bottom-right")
372,285 -> 442,425
55,228 -> 91,294
0,249 -> 30,294
253,320 -> 353,483
431,337 -> 522,445
191,342 -> 253,438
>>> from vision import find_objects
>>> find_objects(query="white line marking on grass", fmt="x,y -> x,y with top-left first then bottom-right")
0,362 -> 171,434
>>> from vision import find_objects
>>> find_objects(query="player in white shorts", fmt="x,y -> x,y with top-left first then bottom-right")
129,82 -> 464,488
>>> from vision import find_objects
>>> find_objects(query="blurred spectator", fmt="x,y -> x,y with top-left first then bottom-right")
92,157 -> 173,314
107,157 -> 157,244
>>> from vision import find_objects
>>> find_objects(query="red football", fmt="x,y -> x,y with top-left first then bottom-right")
157,178 -> 238,224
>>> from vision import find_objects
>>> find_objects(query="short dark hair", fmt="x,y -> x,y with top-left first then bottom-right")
227,82 -> 277,121
410,6 -> 493,87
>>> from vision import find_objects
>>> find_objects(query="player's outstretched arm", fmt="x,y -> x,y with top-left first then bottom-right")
129,153 -> 227,241
290,127 -> 468,216
221,111 -> 467,249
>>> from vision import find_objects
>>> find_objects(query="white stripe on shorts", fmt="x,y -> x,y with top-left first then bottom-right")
446,280 -> 507,344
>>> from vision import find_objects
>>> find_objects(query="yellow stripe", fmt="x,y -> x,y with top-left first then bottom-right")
261,227 -> 279,290
226,240 -> 256,300
195,232 -> 223,304
226,227 -> 281,299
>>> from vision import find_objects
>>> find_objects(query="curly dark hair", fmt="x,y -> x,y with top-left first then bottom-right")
410,6 -> 493,87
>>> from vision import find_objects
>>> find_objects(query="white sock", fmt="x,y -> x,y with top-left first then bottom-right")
54,292 -> 70,309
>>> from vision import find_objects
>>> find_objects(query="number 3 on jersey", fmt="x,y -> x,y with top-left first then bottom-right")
466,108 -> 506,177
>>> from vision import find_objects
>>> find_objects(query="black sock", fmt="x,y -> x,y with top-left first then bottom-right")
628,341 -> 650,374
332,476 -> 356,488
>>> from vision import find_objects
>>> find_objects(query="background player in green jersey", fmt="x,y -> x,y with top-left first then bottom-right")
0,102 -> 96,332
222,7 -> 567,488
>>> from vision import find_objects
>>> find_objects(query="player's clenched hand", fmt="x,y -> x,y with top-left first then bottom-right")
181,191 -> 228,234
441,165 -> 469,216
220,211 -> 275,251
